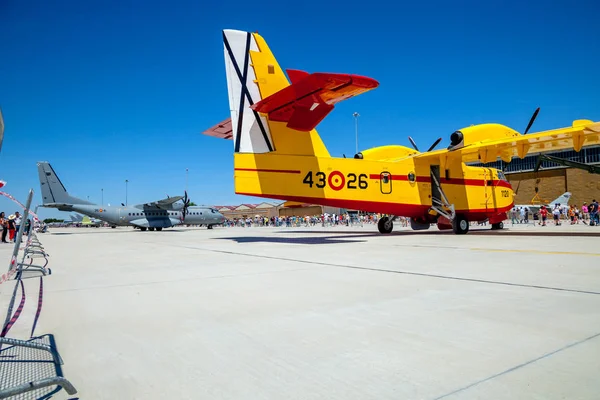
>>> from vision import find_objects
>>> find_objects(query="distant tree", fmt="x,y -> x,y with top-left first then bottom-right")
43,218 -> 64,223
188,202 -> 197,206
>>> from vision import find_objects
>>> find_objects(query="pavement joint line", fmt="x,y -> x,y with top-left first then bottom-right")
470,248 -> 600,256
176,246 -> 600,296
47,267 -> 316,293
432,331 -> 600,400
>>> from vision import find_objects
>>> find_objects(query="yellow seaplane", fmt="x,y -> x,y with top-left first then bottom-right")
203,29 -> 600,235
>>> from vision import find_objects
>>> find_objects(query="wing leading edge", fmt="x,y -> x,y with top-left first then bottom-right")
411,120 -> 600,167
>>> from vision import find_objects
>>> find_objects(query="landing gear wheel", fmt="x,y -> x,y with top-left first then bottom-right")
156,227 -> 163,231
207,225 -> 213,230
491,222 -> 504,230
148,227 -> 155,231
452,215 -> 469,234
378,217 -> 393,234
140,227 -> 147,232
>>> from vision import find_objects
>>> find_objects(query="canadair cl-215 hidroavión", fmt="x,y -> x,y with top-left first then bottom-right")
37,162 -> 225,231
203,30 -> 600,235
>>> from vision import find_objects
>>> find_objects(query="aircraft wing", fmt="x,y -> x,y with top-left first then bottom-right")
413,120 -> 600,165
142,196 -> 184,209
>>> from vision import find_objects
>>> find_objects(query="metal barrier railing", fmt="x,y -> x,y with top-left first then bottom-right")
0,189 -> 78,399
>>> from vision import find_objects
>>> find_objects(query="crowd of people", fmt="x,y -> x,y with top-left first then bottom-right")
223,200 -> 600,230
509,199 -> 599,226
221,213 -> 387,228
0,211 -> 32,243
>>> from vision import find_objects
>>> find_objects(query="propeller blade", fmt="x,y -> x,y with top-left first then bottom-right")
523,107 -> 540,135
426,138 -> 442,152
408,136 -> 419,152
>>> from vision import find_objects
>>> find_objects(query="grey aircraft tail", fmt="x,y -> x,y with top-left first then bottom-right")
37,161 -> 95,206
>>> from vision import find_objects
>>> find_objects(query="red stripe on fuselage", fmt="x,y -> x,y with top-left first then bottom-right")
368,174 -> 512,189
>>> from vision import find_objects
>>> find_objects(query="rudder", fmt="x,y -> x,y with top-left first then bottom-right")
222,29 -> 330,158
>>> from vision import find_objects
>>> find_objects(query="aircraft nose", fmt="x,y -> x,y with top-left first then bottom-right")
218,213 -> 225,224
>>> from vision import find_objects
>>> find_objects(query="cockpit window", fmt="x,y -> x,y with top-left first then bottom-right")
497,171 -> 508,181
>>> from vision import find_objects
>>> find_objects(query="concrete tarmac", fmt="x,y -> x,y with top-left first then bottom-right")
1,223 -> 599,399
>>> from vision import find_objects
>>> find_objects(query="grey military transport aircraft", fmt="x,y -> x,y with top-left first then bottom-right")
37,161 -> 225,231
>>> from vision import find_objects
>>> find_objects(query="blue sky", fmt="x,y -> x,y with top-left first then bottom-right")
1,0 -> 599,219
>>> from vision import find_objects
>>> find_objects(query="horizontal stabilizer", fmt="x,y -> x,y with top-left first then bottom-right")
250,72 -> 379,132
286,69 -> 310,84
202,118 -> 233,140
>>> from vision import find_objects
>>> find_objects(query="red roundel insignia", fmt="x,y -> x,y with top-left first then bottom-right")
328,171 -> 345,191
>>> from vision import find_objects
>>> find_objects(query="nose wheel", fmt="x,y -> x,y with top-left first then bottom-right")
378,216 -> 394,234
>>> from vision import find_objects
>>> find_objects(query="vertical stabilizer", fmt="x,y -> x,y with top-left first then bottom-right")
550,192 -> 572,206
37,162 -> 94,205
222,29 -> 330,158
223,30 -> 274,154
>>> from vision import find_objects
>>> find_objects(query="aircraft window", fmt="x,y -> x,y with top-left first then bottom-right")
407,172 -> 416,183
382,175 -> 389,184
498,171 -> 508,181
128,213 -> 131,216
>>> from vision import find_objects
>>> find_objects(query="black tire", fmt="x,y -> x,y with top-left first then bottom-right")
156,227 -> 163,231
491,222 -> 504,230
452,215 -> 469,234
207,225 -> 213,229
140,227 -> 147,232
378,217 -> 393,234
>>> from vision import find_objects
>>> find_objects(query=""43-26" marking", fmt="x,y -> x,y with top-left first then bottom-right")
302,171 -> 368,191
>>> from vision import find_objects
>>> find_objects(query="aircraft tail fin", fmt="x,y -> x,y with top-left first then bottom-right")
220,29 -> 333,157
550,192 -> 572,206
37,161 -> 95,206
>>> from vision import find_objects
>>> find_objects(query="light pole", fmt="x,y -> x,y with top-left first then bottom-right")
125,179 -> 129,206
185,168 -> 189,193
101,188 -> 104,206
353,112 -> 360,154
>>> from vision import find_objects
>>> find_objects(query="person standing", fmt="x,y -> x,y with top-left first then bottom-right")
14,211 -> 22,242
590,199 -> 599,226
7,215 -> 16,242
540,205 -> 548,226
0,212 -> 7,243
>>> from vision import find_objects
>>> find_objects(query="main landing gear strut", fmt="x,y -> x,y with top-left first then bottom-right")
429,172 -> 469,234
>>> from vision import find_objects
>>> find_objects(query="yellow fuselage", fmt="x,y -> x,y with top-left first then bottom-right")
234,153 -> 514,223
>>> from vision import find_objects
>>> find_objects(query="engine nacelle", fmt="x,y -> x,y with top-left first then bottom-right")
356,145 -> 419,161
448,123 -> 521,150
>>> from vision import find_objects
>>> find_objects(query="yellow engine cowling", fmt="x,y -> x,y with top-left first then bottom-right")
355,145 -> 419,161
449,123 -> 521,150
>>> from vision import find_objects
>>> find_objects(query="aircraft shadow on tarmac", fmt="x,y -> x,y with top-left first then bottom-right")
216,235 -> 368,245
275,229 -> 600,238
